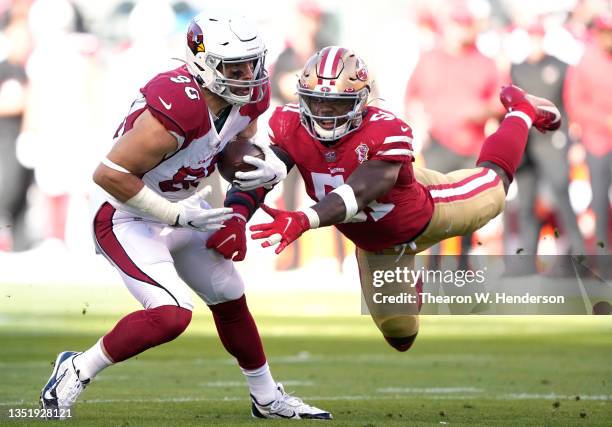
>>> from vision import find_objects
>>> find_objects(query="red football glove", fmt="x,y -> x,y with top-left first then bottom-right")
249,204 -> 310,254
206,215 -> 247,261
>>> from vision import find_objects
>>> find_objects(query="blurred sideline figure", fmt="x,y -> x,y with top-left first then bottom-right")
564,12 -> 612,251
39,11 -> 331,421
21,0 -> 98,246
0,16 -> 31,251
508,22 -> 584,257
225,46 -> 563,353
404,1 -> 503,265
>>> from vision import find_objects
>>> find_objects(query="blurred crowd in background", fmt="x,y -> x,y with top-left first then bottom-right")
0,0 -> 610,273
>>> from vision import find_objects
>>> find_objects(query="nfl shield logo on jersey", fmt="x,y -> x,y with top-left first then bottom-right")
324,151 -> 337,162
355,143 -> 369,163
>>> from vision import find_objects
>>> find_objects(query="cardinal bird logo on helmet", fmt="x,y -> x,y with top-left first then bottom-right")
187,22 -> 206,54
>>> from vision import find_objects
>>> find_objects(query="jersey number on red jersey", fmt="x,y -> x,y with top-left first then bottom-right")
311,172 -> 395,222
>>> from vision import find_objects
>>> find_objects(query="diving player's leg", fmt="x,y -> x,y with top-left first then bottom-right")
356,247 -> 419,352
410,86 -> 562,252
477,85 -> 561,192
412,166 -> 506,253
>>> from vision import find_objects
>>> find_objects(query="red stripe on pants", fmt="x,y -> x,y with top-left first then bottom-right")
93,202 -> 178,305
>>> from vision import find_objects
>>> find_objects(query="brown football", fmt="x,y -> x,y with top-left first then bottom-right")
217,136 -> 265,182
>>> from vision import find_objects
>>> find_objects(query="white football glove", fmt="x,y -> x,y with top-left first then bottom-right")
234,139 -> 287,191
175,186 -> 234,231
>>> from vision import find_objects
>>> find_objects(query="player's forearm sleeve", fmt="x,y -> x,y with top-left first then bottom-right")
224,185 -> 269,221
125,186 -> 180,225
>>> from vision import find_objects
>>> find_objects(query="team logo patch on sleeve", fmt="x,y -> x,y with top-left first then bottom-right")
355,143 -> 369,163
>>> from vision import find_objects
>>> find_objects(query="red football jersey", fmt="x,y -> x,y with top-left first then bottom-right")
268,104 -> 434,252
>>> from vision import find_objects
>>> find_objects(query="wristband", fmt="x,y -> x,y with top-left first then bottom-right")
232,213 -> 247,222
331,184 -> 359,222
299,207 -> 320,229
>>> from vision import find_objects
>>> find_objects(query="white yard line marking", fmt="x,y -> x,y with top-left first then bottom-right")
502,393 -> 611,401
0,354 -> 492,368
378,387 -> 483,394
200,380 -> 315,388
2,393 -> 610,407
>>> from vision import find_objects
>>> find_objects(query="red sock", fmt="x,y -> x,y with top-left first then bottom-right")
102,305 -> 192,362
477,108 -> 534,181
209,295 -> 267,370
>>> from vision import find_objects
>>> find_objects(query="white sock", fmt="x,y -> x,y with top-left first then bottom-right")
505,110 -> 533,129
241,362 -> 279,404
73,339 -> 113,381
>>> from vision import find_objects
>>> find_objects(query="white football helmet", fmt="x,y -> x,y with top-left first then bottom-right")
297,46 -> 371,142
185,11 -> 268,105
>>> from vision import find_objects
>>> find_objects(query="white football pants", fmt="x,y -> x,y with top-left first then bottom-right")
92,202 -> 244,310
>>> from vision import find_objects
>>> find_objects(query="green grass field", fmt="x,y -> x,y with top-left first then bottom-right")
0,283 -> 611,426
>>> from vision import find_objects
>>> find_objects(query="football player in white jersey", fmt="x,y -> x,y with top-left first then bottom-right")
39,11 -> 330,421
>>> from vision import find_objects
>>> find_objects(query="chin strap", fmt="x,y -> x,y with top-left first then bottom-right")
173,57 -> 208,90
313,120 -> 350,141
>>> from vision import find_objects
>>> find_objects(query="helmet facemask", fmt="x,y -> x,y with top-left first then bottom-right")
298,88 -> 369,142
201,52 -> 269,105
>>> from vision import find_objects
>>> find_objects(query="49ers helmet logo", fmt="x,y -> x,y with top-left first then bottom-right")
356,58 -> 368,81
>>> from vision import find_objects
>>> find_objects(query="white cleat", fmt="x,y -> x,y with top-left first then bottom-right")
40,351 -> 89,419
251,383 -> 332,420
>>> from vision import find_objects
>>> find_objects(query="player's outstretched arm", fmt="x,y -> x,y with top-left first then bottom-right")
93,110 -> 232,230
313,160 -> 402,227
250,160 -> 401,254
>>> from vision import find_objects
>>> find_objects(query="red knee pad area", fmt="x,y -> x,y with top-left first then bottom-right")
103,305 -> 192,362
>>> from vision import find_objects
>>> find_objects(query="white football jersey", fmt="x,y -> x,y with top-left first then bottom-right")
102,65 -> 269,220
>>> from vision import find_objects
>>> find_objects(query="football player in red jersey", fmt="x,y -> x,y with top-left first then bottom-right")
39,12 -> 331,421
220,46 -> 561,353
